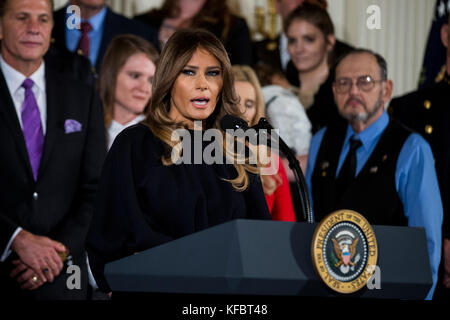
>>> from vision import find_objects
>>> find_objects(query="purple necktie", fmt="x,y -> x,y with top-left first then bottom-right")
21,78 -> 44,181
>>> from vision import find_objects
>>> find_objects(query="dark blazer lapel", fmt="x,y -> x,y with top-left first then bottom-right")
52,6 -> 68,51
37,68 -> 60,179
0,70 -> 34,180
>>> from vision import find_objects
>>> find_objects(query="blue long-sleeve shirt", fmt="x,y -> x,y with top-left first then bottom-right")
65,6 -> 107,67
305,111 -> 442,300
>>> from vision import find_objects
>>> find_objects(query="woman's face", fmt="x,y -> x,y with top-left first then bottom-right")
169,47 -> 223,128
287,19 -> 333,73
114,52 -> 156,122
178,0 -> 207,19
234,81 -> 257,125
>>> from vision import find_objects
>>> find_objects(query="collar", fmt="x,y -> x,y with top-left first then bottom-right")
84,6 -> 107,32
343,110 -> 389,152
0,55 -> 46,94
110,114 -> 146,130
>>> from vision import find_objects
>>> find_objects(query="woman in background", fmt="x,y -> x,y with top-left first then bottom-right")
284,2 -> 351,133
98,34 -> 159,150
87,30 -> 271,294
134,0 -> 253,65
233,65 -> 296,222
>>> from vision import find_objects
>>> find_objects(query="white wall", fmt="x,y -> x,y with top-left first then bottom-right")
54,0 -> 436,97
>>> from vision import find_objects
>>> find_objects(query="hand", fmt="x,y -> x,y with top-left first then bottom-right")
9,260 -> 45,291
11,230 -> 67,283
443,238 -> 450,288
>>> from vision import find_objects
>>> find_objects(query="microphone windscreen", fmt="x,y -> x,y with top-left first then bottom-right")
220,114 -> 249,131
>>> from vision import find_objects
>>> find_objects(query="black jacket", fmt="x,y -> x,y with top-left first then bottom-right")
0,67 -> 106,299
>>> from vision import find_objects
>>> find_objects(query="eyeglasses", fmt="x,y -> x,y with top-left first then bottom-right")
334,75 -> 385,94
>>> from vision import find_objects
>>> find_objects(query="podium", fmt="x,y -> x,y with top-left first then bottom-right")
105,219 -> 432,299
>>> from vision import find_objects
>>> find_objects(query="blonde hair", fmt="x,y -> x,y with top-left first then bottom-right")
232,65 -> 265,126
144,29 -> 258,191
232,66 -> 282,196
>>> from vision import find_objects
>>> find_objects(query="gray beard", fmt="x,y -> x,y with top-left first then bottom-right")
340,92 -> 384,125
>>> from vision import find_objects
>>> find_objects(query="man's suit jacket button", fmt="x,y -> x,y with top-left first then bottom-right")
33,192 -> 38,200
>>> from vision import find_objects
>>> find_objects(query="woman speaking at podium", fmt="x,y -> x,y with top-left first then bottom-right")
86,29 -> 271,294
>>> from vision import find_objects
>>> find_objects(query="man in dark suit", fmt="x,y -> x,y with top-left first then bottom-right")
0,0 -> 106,299
52,0 -> 159,75
389,12 -> 450,299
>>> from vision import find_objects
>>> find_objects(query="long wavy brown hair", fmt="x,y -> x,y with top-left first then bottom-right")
98,34 -> 159,127
144,28 -> 257,191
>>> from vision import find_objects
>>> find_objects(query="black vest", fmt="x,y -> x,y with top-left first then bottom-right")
311,120 -> 412,226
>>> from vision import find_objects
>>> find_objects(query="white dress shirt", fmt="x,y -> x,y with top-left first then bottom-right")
0,56 -> 47,262
107,115 -> 146,150
0,56 -> 47,134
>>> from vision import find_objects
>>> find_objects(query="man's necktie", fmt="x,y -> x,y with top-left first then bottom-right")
76,21 -> 93,57
335,136 -> 362,199
21,78 -> 44,181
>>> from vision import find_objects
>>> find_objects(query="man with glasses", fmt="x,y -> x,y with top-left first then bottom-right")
305,48 -> 442,300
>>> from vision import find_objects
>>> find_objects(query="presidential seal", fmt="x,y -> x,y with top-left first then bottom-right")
311,210 -> 378,294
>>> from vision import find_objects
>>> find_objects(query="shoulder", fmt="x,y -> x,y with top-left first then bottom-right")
110,123 -> 163,159
402,132 -> 432,153
389,84 -> 442,113
133,11 -> 163,30
311,126 -> 328,147
53,5 -> 66,21
263,85 -> 304,112
106,8 -> 158,36
45,45 -> 94,84
230,15 -> 249,27
262,85 -> 288,101
226,14 -> 251,37
398,132 -> 434,166
47,69 -> 93,95
389,89 -> 422,110
113,123 -> 155,147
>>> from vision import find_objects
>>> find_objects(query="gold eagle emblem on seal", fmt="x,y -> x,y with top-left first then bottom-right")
311,210 -> 378,294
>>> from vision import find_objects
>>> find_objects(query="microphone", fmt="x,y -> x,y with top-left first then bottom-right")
219,115 -> 313,223
220,114 -> 249,131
